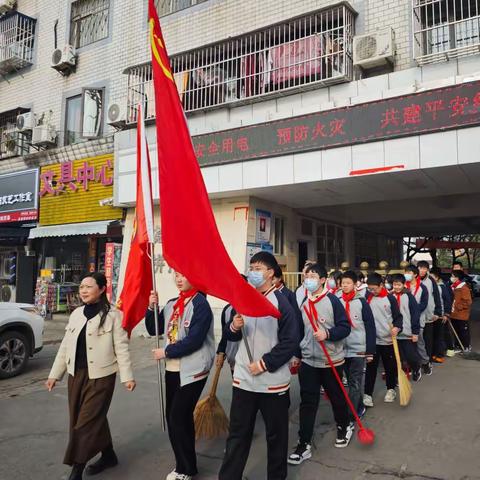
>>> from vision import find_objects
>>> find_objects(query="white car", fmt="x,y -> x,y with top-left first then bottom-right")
469,275 -> 480,296
0,302 -> 44,379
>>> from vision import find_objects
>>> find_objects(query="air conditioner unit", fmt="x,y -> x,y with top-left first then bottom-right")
32,125 -> 56,147
51,44 -> 76,74
107,103 -> 126,128
16,112 -> 34,132
0,0 -> 16,15
353,28 -> 394,69
0,284 -> 15,302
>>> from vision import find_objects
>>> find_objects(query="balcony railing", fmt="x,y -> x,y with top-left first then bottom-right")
0,11 -> 36,76
126,5 -> 355,122
413,0 -> 480,65
155,0 -> 208,17
0,109 -> 29,160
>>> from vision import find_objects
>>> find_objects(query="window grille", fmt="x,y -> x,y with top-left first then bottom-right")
0,12 -> 36,76
413,0 -> 480,64
127,5 -> 355,121
70,0 -> 109,49
0,109 -> 29,160
155,0 -> 208,17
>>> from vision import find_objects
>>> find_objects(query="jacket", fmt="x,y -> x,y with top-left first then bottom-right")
216,304 -> 239,368
225,288 -> 299,394
451,282 -> 472,321
393,289 -> 420,339
337,293 -> 376,358
299,291 -> 350,368
49,307 -> 133,383
439,282 -> 453,315
366,291 -> 403,345
409,281 -> 429,328
421,275 -> 442,323
145,293 -> 215,386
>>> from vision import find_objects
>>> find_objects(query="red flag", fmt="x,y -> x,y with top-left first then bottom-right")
118,104 -> 155,334
148,1 -> 279,318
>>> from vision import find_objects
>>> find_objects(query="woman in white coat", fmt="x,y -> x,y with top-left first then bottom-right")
46,272 -> 135,480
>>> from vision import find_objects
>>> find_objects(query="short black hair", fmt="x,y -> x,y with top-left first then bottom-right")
451,270 -> 465,280
250,251 -> 278,270
453,260 -> 463,267
391,273 -> 406,284
356,271 -> 365,281
405,264 -> 419,275
417,260 -> 430,268
429,267 -> 442,278
273,264 -> 283,279
367,272 -> 383,286
305,263 -> 327,278
341,270 -> 358,283
330,270 -> 343,281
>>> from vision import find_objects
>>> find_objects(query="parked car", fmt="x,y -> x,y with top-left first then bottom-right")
0,303 -> 44,379
469,275 -> 480,296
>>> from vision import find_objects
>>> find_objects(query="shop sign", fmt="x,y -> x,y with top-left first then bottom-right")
39,155 -> 123,226
192,80 -> 480,166
0,169 -> 39,224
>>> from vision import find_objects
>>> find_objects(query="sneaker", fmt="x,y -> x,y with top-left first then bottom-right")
454,348 -> 463,354
357,406 -> 367,419
431,356 -> 445,364
287,442 -> 312,465
166,471 -> 177,480
335,423 -> 354,448
363,394 -> 374,407
412,368 -> 422,382
422,362 -> 433,375
384,389 -> 396,403
342,375 -> 348,387
446,349 -> 455,357
175,476 -> 192,480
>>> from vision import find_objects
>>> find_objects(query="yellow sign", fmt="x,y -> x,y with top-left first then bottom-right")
39,154 -> 123,226
40,269 -> 52,278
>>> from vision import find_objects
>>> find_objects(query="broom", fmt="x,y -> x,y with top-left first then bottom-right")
304,308 -> 375,445
391,333 -> 412,407
193,358 -> 229,440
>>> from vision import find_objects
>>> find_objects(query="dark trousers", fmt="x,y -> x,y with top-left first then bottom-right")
298,361 -> 349,445
433,320 -> 446,356
451,319 -> 471,349
423,322 -> 434,360
165,371 -> 207,476
444,322 -> 455,350
344,357 -> 365,416
219,387 -> 290,480
397,339 -> 420,371
365,344 -> 397,396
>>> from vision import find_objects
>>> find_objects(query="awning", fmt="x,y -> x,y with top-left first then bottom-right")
0,227 -> 31,238
28,221 -> 113,239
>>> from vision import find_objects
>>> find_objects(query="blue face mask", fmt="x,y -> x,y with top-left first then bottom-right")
248,270 -> 266,288
304,278 -> 320,293
385,283 -> 392,290
404,273 -> 413,282
327,279 -> 337,289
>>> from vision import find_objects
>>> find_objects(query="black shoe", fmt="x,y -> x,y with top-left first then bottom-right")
287,442 -> 312,465
335,423 -> 353,448
412,368 -> 422,382
422,362 -> 433,376
68,464 -> 85,480
85,450 -> 118,476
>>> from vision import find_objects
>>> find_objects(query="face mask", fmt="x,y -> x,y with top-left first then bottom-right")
304,278 -> 320,293
248,270 -> 266,288
450,276 -> 456,284
385,283 -> 392,290
404,273 -> 413,282
327,279 -> 337,289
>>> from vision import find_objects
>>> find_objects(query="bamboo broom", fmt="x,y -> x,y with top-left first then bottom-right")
392,334 -> 412,407
194,358 -> 229,439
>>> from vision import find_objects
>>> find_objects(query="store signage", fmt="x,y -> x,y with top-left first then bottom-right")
0,169 -> 39,224
39,154 -> 123,226
192,80 -> 480,166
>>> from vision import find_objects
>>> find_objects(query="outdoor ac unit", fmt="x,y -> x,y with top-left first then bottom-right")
0,0 -> 16,15
32,125 -> 56,147
51,44 -> 76,74
0,284 -> 15,302
16,112 -> 34,132
353,28 -> 394,68
107,103 -> 126,128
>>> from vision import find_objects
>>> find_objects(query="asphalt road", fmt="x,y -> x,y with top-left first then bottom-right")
1,304 -> 480,480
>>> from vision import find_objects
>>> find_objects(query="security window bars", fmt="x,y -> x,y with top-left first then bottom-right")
127,5 -> 355,121
413,0 -> 480,64
70,0 -> 109,49
155,0 -> 208,17
0,109 -> 29,160
0,12 -> 36,76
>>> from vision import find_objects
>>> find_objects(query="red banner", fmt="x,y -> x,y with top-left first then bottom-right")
0,209 -> 38,223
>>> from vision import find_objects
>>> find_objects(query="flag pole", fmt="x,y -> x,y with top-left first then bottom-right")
149,241 -> 166,432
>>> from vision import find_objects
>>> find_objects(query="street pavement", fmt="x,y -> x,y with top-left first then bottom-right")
1,305 -> 480,480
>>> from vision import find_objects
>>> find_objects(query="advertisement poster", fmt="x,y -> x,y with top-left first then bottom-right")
255,209 -> 272,244
105,242 -> 122,303
246,242 -> 274,271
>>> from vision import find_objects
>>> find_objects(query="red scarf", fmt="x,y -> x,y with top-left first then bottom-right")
329,286 -> 338,295
367,287 -> 388,304
406,277 -> 421,296
304,289 -> 329,325
341,290 -> 357,327
394,292 -> 402,306
167,289 -> 198,344
451,280 -> 461,291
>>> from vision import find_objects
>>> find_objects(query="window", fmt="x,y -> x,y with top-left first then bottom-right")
0,108 -> 30,160
273,216 -> 285,256
155,0 -> 208,17
413,0 -> 480,64
65,88 -> 104,145
126,5 -> 355,120
70,0 -> 109,49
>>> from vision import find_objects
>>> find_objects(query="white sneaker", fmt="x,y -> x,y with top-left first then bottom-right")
363,394 -> 374,407
175,475 -> 192,480
287,442 -> 312,465
166,471 -> 177,480
446,349 -> 455,357
384,389 -> 396,403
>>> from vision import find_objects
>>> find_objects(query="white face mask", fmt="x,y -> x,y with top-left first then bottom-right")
327,279 -> 337,289
404,273 -> 413,282
304,278 -> 320,293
